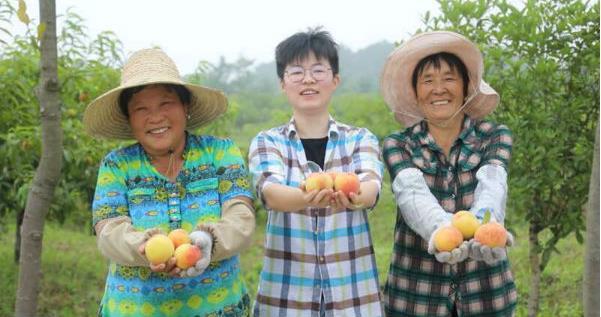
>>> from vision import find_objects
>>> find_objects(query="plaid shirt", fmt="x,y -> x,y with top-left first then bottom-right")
382,117 -> 517,317
249,117 -> 385,317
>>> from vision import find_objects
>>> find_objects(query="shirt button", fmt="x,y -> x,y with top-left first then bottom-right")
320,256 -> 325,262
314,229 -> 318,235
314,284 -> 320,289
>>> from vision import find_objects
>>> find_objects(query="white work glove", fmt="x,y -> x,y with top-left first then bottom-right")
179,230 -> 213,278
469,230 -> 514,265
427,226 -> 470,264
470,164 -> 508,224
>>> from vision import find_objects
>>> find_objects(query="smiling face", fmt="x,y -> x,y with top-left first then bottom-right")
281,51 -> 340,115
127,84 -> 188,157
415,60 -> 466,125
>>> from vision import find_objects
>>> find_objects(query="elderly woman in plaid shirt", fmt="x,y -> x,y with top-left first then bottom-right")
379,31 -> 517,316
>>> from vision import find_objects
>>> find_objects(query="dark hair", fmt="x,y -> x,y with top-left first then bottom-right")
411,52 -> 469,97
275,27 -> 339,80
118,84 -> 191,117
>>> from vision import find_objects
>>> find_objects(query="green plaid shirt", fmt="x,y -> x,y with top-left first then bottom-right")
382,116 -> 517,317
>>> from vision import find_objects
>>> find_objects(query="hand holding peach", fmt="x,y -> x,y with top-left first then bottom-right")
427,225 -> 470,264
469,211 -> 513,265
179,230 -> 213,278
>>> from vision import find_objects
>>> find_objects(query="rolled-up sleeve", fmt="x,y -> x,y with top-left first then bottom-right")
248,132 -> 287,202
352,129 -> 384,189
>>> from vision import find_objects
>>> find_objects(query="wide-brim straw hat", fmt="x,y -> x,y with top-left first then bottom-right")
83,48 -> 227,139
380,31 -> 499,127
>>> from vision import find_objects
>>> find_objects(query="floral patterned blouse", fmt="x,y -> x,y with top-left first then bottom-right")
92,133 -> 253,317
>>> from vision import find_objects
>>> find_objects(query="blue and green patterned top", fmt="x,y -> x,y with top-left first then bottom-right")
92,133 -> 253,317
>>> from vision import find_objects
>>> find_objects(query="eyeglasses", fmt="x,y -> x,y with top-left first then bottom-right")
284,65 -> 332,83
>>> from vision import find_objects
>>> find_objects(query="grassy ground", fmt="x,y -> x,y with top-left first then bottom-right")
1,186 -> 584,316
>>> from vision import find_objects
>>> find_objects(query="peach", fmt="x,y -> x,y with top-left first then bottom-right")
305,173 -> 334,192
451,210 -> 481,239
334,173 -> 360,196
474,222 -> 508,248
168,228 -> 191,249
145,234 -> 175,265
433,225 -> 464,252
174,243 -> 202,269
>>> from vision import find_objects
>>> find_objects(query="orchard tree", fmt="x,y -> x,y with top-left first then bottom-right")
15,0 -> 62,315
420,0 -> 599,315
583,125 -> 599,317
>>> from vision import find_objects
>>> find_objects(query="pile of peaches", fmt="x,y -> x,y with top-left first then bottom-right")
434,211 -> 508,251
304,172 -> 360,196
144,229 -> 202,269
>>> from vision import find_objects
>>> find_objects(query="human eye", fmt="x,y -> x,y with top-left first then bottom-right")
287,67 -> 303,76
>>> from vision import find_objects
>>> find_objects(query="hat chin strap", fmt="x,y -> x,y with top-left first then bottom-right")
392,81 -> 479,128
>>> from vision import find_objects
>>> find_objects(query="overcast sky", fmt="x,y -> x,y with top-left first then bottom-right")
14,0 -> 439,73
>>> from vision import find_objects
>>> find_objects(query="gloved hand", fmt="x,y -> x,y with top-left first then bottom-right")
427,225 -> 470,264
469,230 -> 514,265
179,230 -> 213,278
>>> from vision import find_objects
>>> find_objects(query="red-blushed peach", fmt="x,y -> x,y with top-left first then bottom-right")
174,243 -> 202,269
433,226 -> 464,252
305,173 -> 334,192
333,173 -> 360,196
451,210 -> 481,239
168,228 -> 191,249
145,234 -> 175,265
474,222 -> 508,248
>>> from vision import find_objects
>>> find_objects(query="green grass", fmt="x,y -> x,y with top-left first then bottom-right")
2,188 -> 584,316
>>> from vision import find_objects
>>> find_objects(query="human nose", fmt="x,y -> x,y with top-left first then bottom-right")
301,69 -> 317,84
147,107 -> 165,122
432,80 -> 446,94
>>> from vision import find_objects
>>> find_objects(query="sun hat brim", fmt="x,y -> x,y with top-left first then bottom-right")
83,81 -> 227,140
83,48 -> 228,140
380,31 -> 499,127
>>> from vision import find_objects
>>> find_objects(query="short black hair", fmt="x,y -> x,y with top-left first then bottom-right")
411,52 -> 469,97
118,84 -> 191,118
275,27 -> 339,80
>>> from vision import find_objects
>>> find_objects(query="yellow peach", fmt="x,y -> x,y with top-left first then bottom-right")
144,234 -> 174,265
174,243 -> 202,269
433,226 -> 464,252
168,229 -> 191,249
305,173 -> 334,192
474,222 -> 508,247
333,173 -> 360,197
451,210 -> 481,239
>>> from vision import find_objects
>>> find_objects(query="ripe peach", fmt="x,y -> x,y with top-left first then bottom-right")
451,210 -> 481,239
145,234 -> 175,265
333,173 -> 360,196
474,222 -> 508,247
168,229 -> 191,249
433,226 -> 464,252
305,173 -> 334,192
174,243 -> 202,269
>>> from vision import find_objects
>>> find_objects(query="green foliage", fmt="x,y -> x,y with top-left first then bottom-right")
423,0 -> 599,270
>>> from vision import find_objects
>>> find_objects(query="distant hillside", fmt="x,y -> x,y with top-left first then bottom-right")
233,41 -> 395,94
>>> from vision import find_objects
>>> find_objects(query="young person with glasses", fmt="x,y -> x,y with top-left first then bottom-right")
248,28 -> 385,316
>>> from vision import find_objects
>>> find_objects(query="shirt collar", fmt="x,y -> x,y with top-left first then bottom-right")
285,115 -> 340,139
413,116 -> 478,150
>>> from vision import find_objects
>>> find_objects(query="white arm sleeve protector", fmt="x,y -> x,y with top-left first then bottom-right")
469,164 -> 508,224
392,168 -> 452,241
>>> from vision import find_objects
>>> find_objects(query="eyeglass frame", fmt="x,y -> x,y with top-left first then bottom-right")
283,64 -> 333,83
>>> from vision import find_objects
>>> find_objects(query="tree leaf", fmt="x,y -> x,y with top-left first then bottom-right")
37,23 -> 46,41
17,0 -> 30,25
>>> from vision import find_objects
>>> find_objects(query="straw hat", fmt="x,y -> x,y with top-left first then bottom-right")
83,48 -> 227,139
380,31 -> 499,127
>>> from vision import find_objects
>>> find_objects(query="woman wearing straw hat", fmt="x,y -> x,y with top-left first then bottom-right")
85,48 -> 255,317
380,31 -> 517,316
